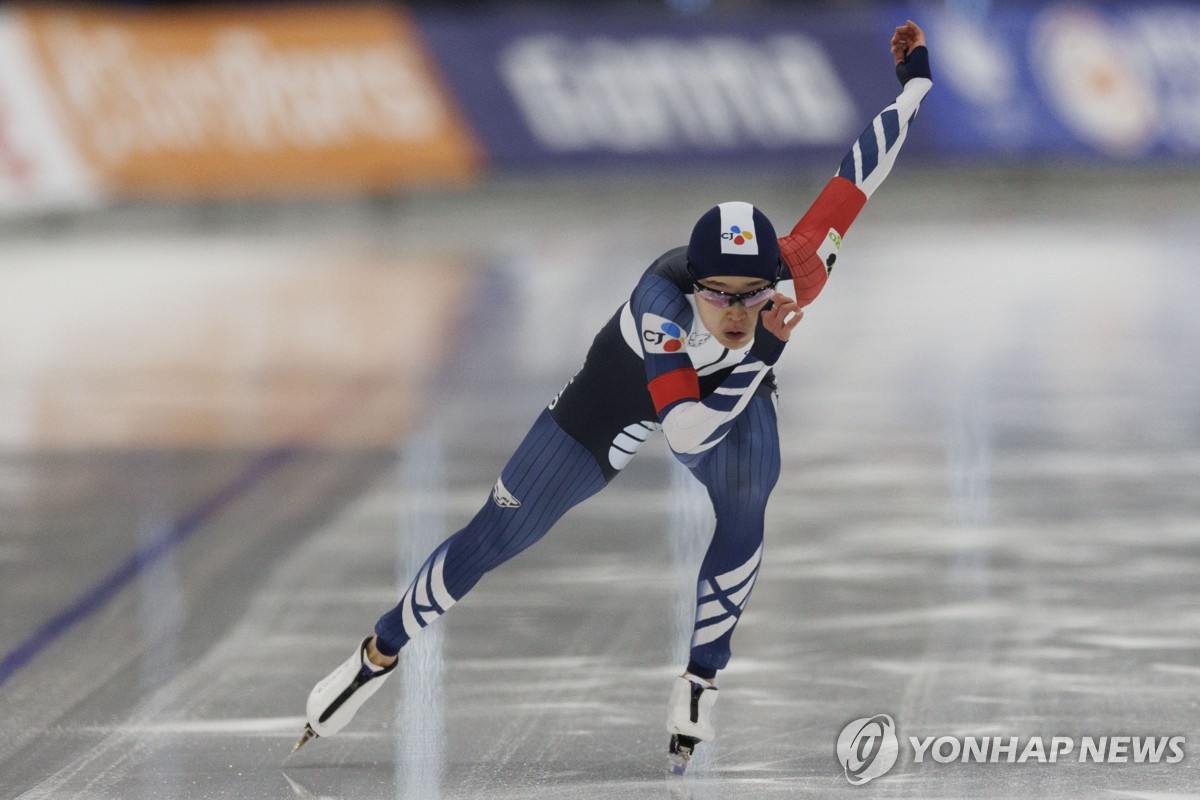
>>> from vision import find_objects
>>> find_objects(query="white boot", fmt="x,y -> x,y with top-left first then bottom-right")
292,637 -> 397,753
665,673 -> 717,774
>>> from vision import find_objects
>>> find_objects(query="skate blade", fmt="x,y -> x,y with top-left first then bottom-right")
287,725 -> 317,758
667,733 -> 698,776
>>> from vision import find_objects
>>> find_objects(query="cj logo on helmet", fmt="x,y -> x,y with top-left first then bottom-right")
837,714 -> 899,785
722,225 -> 754,247
717,201 -> 760,255
641,314 -> 685,354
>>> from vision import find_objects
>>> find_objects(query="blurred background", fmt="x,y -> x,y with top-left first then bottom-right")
3,0 -> 1196,449
2,1 -> 1198,798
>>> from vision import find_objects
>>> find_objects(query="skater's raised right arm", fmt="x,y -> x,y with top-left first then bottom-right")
779,19 -> 933,307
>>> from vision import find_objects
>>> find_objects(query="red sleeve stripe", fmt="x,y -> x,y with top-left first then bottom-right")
648,368 -> 700,414
791,176 -> 867,241
778,232 -> 825,305
778,176 -> 869,306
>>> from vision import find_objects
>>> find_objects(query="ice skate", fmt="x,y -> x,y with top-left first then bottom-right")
289,636 -> 397,756
665,673 -> 717,775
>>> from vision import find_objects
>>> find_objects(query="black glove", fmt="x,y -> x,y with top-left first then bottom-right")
896,45 -> 931,86
749,300 -> 786,366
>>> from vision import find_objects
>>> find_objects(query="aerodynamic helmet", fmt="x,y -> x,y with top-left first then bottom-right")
686,201 -> 782,282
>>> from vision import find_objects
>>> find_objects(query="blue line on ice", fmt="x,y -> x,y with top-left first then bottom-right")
0,446 -> 295,688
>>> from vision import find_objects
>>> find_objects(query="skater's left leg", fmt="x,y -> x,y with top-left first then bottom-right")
666,392 -> 780,771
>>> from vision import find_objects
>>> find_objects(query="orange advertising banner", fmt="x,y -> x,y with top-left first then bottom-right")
15,4 -> 481,197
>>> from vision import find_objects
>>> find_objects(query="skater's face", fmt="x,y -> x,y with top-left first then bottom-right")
693,275 -> 773,349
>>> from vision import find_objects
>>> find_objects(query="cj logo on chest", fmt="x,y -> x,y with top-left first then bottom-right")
641,313 -> 686,354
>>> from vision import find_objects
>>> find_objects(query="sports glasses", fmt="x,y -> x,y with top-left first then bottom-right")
691,281 -> 777,308
686,258 -> 783,308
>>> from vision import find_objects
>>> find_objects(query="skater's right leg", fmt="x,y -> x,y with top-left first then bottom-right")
374,409 -> 607,653
297,410 -> 607,749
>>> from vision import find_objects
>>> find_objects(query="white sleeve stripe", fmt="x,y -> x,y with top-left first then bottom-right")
873,115 -> 887,164
430,549 -> 455,612
691,615 -> 738,647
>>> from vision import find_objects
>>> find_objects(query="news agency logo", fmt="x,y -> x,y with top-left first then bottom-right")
837,714 -> 899,785
836,715 -> 1187,786
908,733 -> 1186,766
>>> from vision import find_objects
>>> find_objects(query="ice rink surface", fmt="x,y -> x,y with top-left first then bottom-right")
1,170 -> 1198,798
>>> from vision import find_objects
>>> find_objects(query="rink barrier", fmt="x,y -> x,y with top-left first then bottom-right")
414,2 -> 1200,166
0,3 -> 480,213
2,2 -> 1199,214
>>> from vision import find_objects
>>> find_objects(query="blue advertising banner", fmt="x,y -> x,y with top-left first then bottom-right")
413,9 -> 908,170
412,4 -> 1200,169
921,3 -> 1200,161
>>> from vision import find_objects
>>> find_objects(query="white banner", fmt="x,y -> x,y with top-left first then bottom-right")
0,9 -> 99,216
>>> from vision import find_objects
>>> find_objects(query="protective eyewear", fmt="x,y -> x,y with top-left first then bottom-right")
686,257 -> 783,308
692,281 -> 777,308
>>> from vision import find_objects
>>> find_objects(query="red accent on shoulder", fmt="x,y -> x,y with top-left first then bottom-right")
778,177 -> 868,307
648,367 -> 700,414
793,176 -> 868,240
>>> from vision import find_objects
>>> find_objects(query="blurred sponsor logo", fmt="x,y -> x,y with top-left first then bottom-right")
1032,5 -> 1158,156
0,90 -> 34,189
15,4 -> 479,195
500,34 -> 856,152
937,14 -> 1018,107
1131,5 -> 1200,152
0,10 -> 99,214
